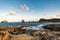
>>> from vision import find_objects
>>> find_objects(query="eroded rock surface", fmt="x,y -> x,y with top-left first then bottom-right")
0,26 -> 60,40
43,24 -> 60,31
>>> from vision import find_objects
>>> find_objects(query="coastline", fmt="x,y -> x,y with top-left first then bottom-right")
0,24 -> 60,40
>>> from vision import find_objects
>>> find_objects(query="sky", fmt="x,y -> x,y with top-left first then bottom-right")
0,0 -> 60,22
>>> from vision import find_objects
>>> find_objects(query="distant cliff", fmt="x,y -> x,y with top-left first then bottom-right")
39,18 -> 60,22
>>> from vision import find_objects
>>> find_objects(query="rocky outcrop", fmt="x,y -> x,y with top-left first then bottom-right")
43,24 -> 60,31
10,34 -> 33,40
0,26 -> 60,40
0,26 -> 27,35
39,18 -> 60,22
1,20 -> 8,23
0,30 -> 11,40
30,30 -> 58,40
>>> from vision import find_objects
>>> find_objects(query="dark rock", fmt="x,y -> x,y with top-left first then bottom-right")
39,18 -> 60,22
1,20 -> 8,23
43,24 -> 60,31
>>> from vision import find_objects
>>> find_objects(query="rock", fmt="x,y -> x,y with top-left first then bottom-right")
10,34 -> 33,40
31,30 -> 42,36
0,30 -> 33,40
30,30 -> 58,40
57,37 -> 60,40
31,30 -> 47,40
43,24 -> 60,31
0,31 -> 11,40
1,20 -> 8,23
7,26 -> 19,32
0,26 -> 27,35
18,26 -> 27,34
0,26 -> 59,40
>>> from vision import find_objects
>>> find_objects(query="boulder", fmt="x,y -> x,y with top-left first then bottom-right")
10,34 -> 33,40
0,31 -> 11,40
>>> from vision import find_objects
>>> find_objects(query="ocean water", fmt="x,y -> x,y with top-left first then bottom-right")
0,22 -> 40,27
0,22 -> 60,30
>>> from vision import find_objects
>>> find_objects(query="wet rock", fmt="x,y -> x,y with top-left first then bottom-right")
6,26 -> 27,34
18,26 -> 27,34
7,26 -> 19,34
31,30 -> 46,40
30,30 -> 58,40
43,24 -> 60,31
0,26 -> 59,40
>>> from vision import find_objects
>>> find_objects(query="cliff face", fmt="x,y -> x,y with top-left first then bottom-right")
39,18 -> 60,22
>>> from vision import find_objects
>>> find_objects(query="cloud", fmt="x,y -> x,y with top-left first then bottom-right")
9,4 -> 29,16
9,12 -> 17,15
44,13 -> 60,19
21,4 -> 29,11
19,4 -> 29,12
44,14 -> 53,19
56,13 -> 60,17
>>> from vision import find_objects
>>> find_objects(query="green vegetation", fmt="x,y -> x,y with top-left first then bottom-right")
39,18 -> 60,22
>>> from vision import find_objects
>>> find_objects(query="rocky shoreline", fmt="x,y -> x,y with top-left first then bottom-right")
43,24 -> 60,31
0,25 -> 60,40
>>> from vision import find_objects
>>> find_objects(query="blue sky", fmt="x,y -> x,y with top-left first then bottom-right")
0,0 -> 60,22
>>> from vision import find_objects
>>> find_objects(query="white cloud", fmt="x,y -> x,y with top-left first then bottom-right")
44,14 -> 53,19
9,4 -> 29,15
21,4 -> 29,11
19,4 -> 29,12
44,13 -> 60,19
9,11 -> 17,16
8,4 -> 30,22
56,13 -> 60,17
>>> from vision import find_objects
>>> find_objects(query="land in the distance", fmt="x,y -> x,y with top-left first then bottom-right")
0,18 -> 60,40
